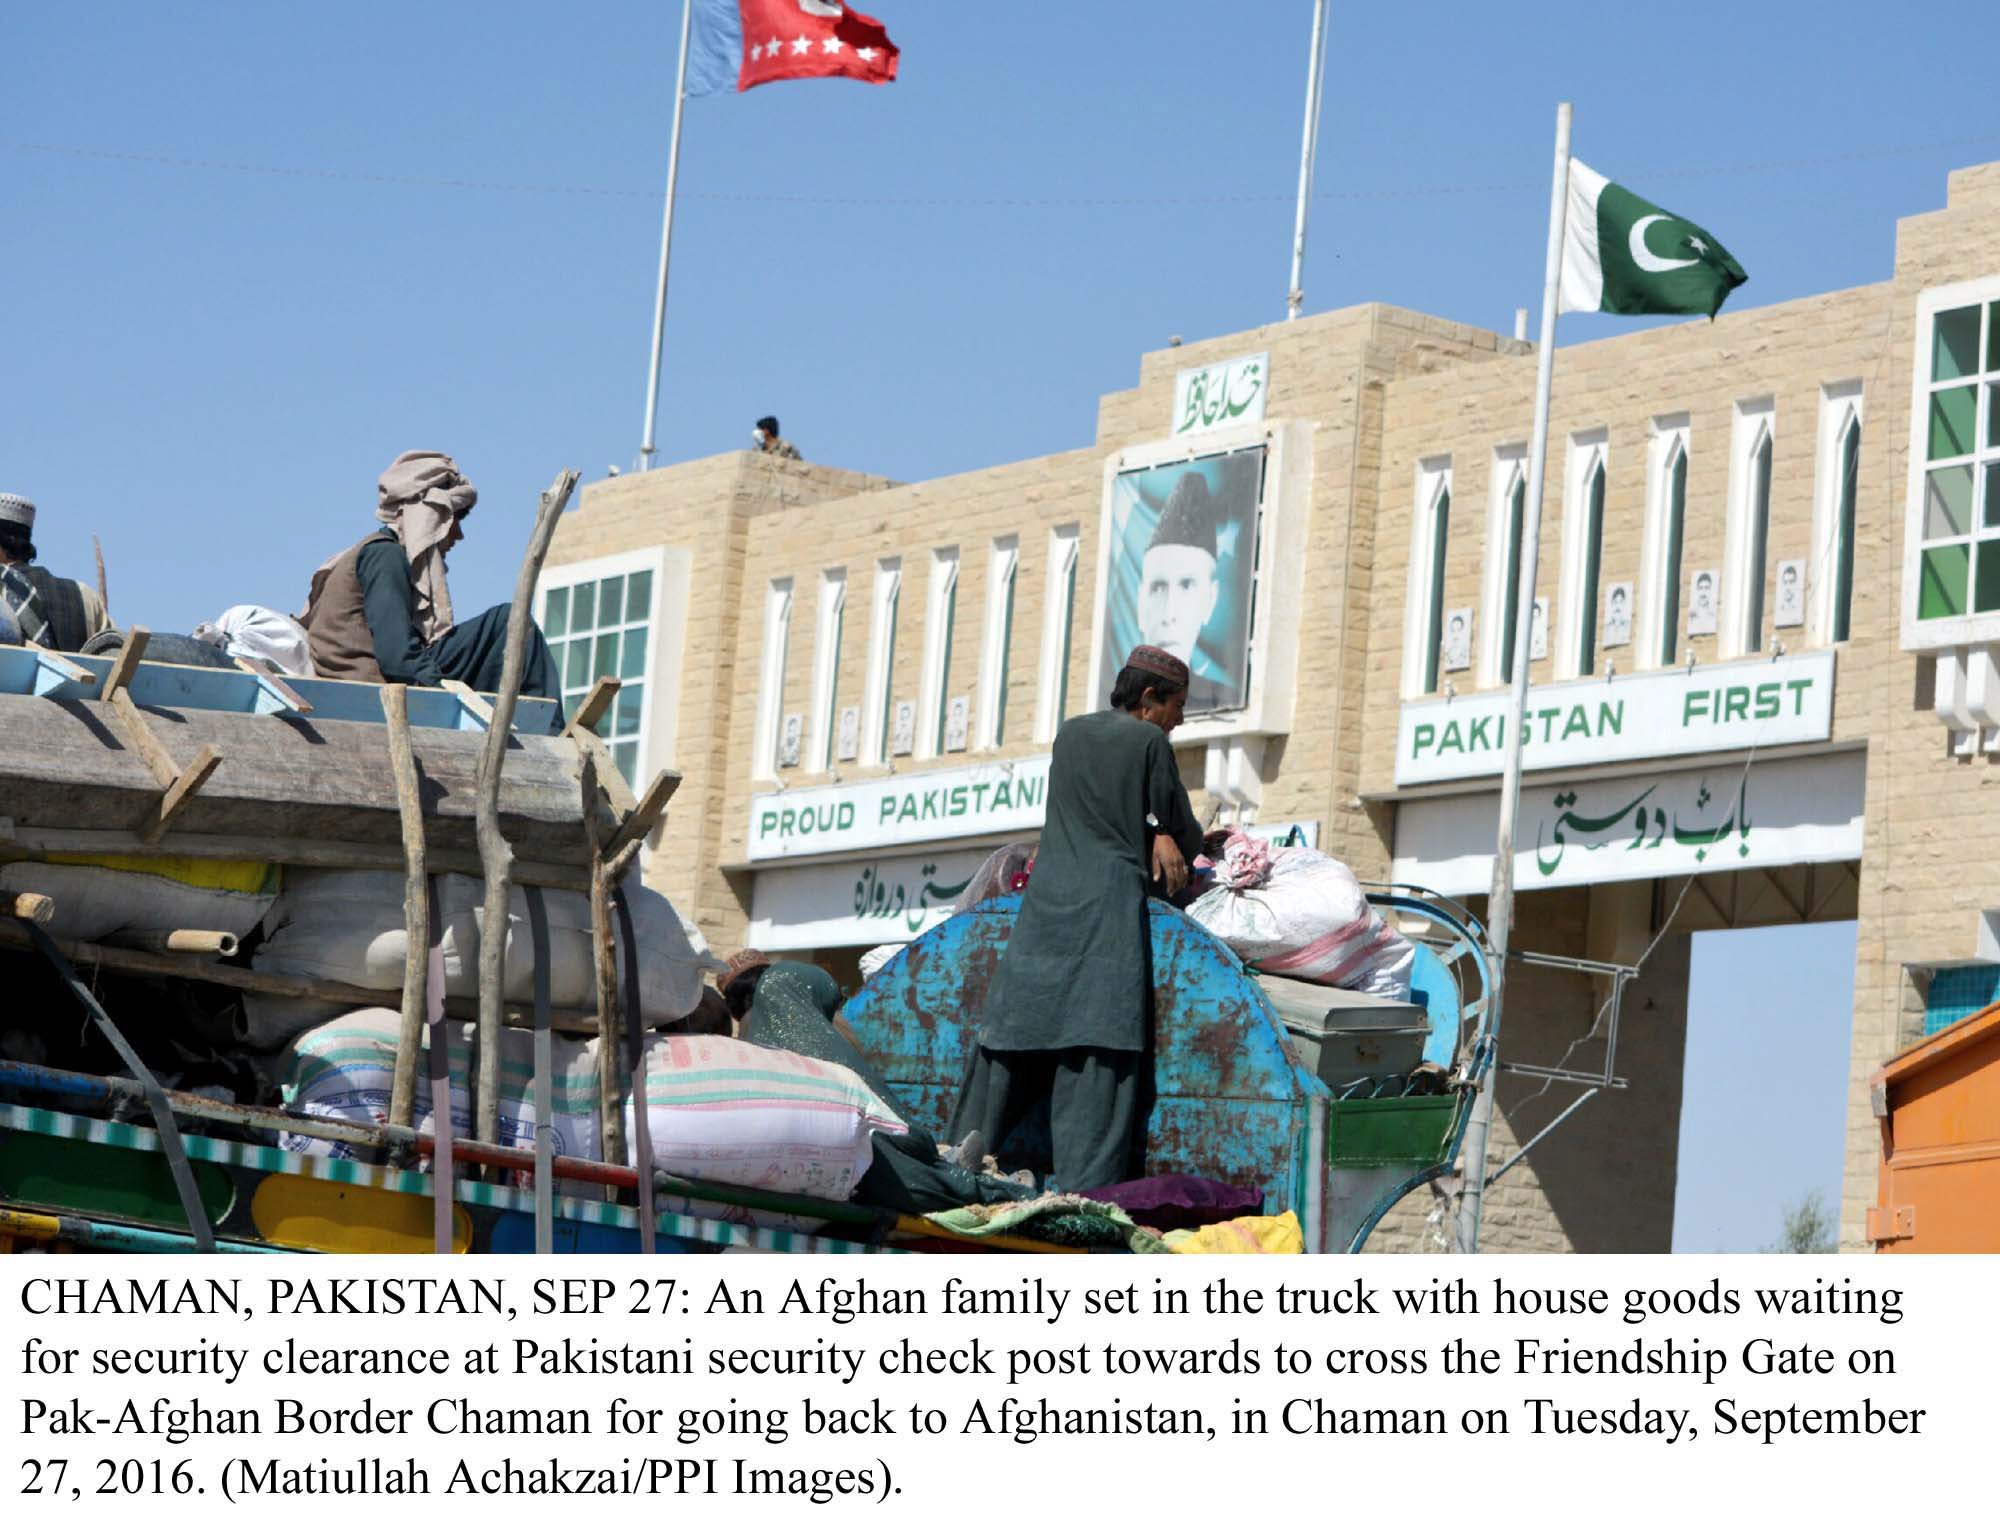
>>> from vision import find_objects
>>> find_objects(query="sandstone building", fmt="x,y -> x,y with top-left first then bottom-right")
543,161 -> 2000,1251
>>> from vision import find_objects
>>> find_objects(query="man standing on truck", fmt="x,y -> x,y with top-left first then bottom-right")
949,644 -> 1205,1190
0,492 -> 112,652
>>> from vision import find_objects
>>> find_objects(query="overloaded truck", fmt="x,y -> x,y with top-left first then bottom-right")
0,627 -> 1494,1257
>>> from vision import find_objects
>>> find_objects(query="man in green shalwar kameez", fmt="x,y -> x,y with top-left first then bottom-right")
950,645 -> 1205,1191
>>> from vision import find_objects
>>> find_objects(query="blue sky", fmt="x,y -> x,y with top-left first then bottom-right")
7,1 -> 1953,1247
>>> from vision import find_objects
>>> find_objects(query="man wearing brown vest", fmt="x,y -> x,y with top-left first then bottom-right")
299,451 -> 561,727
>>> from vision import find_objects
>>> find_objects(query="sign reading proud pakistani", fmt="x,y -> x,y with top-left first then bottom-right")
1394,650 -> 1835,786
747,755 -> 1052,862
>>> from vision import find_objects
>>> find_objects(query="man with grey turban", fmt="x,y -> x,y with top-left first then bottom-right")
0,491 -> 112,652
299,451 -> 560,724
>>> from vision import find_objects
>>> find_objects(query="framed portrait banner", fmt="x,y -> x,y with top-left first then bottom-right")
1094,444 -> 1264,717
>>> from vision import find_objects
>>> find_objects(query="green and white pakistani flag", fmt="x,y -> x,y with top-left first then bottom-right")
1559,160 -> 1748,318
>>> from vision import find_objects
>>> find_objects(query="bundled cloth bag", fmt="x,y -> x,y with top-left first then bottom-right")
191,605 -> 316,678
1186,831 -> 1414,999
280,1012 -> 906,1215
278,1008 -> 598,1169
253,868 -> 720,1022
0,854 -> 280,945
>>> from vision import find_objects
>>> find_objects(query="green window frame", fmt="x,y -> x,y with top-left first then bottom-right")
1917,298 -> 2000,621
540,563 -> 655,787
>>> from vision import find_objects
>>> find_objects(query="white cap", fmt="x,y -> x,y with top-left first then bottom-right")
0,493 -> 34,531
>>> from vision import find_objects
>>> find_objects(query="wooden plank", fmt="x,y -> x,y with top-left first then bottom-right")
569,726 -> 638,818
139,744 -> 221,844
96,627 -> 150,700
601,767 -> 681,859
563,677 -> 619,739
33,647 -> 95,686
0,693 -> 591,869
233,658 -> 313,713
106,689 -> 182,790
439,679 -> 495,729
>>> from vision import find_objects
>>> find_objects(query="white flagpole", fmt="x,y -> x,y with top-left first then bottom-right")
1455,100 -> 1573,1253
1285,0 -> 1330,320
639,0 -> 697,470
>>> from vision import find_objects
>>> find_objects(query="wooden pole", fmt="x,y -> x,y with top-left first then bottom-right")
2,892 -> 55,927
473,469 -> 577,1151
93,534 -> 108,618
581,751 -> 629,1176
381,683 -> 431,1135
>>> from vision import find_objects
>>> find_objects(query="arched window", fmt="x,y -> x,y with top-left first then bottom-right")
1499,470 -> 1526,681
1421,476 -> 1452,694
1832,414 -> 1861,643
1577,456 -> 1606,676
1659,440 -> 1688,666
1742,426 -> 1773,653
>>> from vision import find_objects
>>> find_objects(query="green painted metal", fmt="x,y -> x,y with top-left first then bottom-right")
1328,1094 -> 1459,1170
0,1127 -> 234,1227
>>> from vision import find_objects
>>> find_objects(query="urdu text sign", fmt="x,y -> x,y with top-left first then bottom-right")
1172,352 -> 1268,437
1394,650 -> 1836,785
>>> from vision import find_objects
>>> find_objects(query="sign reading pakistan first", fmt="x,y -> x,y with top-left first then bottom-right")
1395,651 -> 1835,785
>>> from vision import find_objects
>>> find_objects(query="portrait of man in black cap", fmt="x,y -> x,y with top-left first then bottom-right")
1100,449 -> 1261,716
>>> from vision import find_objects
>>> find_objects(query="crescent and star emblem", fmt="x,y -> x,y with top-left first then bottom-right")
796,0 -> 845,16
1628,213 -> 1701,273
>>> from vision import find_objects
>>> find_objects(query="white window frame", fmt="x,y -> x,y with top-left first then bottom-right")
860,558 -> 901,766
1638,413 -> 1691,670
1034,526 -> 1081,742
749,578 -> 794,782
805,568 -> 846,773
917,547 -> 960,757
1400,456 -> 1453,697
1479,445 -> 1527,688
1723,397 -> 1776,659
976,535 -> 1019,750
1811,381 -> 1864,646
535,545 -> 673,792
1902,276 -> 2000,651
1557,429 -> 1609,680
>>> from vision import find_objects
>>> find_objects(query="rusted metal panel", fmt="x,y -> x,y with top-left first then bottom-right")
841,897 -> 1327,1213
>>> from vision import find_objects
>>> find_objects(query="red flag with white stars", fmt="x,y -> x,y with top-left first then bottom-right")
735,0 -> 900,92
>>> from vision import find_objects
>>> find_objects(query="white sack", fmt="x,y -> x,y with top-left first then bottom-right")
1188,847 -> 1415,1000
281,1012 -> 905,1217
0,857 -> 279,945
254,868 -> 721,1022
191,605 -> 317,678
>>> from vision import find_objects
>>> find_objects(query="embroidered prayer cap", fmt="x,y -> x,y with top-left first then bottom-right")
0,493 -> 34,531
716,948 -> 772,997
1149,471 -> 1217,556
1125,644 -> 1190,688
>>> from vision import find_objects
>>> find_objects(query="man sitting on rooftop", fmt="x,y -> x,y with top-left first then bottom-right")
752,415 -> 802,461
